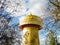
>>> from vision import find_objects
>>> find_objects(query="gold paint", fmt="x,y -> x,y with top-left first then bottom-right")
19,13 -> 42,45
22,26 -> 39,45
19,14 -> 42,30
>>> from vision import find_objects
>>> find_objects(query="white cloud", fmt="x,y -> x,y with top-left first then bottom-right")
40,38 -> 45,45
28,3 -> 44,18
4,0 -> 51,19
57,35 -> 60,43
26,0 -> 51,19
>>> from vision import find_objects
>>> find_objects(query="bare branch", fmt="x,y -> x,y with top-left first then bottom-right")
49,0 -> 60,8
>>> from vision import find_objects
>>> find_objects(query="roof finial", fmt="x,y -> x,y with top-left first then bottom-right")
29,12 -> 32,15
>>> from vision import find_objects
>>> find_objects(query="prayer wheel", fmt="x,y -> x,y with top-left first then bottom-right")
19,13 -> 42,45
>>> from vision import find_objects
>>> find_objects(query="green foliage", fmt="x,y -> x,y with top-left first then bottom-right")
45,30 -> 55,45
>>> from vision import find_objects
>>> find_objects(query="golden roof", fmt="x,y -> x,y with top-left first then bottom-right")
19,13 -> 43,30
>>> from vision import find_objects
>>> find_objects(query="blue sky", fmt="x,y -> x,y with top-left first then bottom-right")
0,0 -> 60,45
8,0 -> 60,45
8,0 -> 50,45
6,0 -> 49,18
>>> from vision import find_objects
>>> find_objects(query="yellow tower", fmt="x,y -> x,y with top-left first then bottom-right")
19,13 -> 42,45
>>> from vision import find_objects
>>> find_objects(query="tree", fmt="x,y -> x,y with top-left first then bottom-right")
44,1 -> 60,45
48,0 -> 60,22
45,30 -> 55,45
0,0 -> 23,45
45,0 -> 60,30
0,13 -> 22,45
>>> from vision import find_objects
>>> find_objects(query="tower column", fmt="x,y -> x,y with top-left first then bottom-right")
19,14 -> 42,45
22,25 -> 39,45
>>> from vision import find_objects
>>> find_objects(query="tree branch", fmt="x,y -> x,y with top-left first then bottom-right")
49,0 -> 60,8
